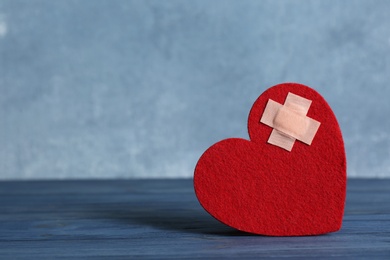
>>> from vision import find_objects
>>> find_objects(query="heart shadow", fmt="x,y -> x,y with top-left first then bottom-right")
90,199 -> 254,236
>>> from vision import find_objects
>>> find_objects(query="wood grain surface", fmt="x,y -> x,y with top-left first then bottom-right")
0,179 -> 389,259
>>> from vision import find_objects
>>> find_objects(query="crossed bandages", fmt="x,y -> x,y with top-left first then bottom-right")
260,92 -> 321,151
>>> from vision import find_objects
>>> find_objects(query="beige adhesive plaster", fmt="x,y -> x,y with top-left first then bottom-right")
260,92 -> 321,151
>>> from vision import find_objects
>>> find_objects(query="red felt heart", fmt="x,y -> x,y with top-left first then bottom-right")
194,83 -> 346,236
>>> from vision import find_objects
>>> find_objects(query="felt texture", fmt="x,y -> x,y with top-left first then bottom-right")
193,83 -> 347,236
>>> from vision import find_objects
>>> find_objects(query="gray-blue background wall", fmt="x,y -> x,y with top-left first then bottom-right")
0,0 -> 389,179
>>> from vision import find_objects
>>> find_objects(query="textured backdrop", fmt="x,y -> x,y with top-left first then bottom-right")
0,0 -> 389,179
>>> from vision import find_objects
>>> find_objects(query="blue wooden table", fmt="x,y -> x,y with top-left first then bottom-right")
0,179 -> 389,258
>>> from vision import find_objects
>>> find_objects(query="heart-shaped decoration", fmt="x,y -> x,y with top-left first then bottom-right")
194,83 -> 346,236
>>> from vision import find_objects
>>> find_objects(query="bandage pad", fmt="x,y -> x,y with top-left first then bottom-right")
260,92 -> 321,151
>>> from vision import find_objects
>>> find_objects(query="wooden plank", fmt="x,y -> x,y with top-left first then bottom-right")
0,179 -> 389,258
